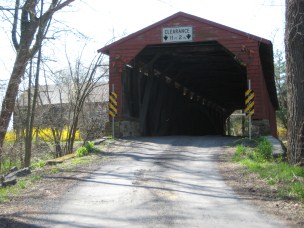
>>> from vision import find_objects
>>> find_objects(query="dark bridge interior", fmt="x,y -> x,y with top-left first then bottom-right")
122,41 -> 247,136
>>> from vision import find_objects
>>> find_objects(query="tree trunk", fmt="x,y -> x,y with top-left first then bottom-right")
66,109 -> 80,154
0,0 -> 75,165
24,59 -> 33,168
24,45 -> 42,167
0,52 -> 29,150
285,0 -> 304,165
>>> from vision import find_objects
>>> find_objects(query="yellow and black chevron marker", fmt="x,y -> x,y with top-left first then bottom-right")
245,89 -> 254,117
109,91 -> 117,118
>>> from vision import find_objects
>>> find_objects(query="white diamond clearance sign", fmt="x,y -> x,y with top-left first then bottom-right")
162,26 -> 193,43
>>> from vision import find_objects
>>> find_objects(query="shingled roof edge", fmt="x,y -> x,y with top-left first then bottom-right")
97,11 -> 272,55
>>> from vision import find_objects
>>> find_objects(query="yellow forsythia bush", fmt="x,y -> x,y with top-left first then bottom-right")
4,131 -> 16,142
277,127 -> 287,140
4,128 -> 81,142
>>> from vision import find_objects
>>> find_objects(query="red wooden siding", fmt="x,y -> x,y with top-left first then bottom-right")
99,12 -> 278,136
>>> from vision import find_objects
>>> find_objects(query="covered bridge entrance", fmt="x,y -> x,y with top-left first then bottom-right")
98,12 -> 278,137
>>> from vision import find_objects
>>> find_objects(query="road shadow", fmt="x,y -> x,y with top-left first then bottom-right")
0,217 -> 41,228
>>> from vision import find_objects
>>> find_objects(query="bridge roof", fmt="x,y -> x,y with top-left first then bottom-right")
98,11 -> 272,55
98,12 -> 278,109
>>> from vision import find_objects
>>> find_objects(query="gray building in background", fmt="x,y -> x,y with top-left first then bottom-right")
14,83 -> 109,140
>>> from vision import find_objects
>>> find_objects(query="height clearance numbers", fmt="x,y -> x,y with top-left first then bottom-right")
162,26 -> 193,43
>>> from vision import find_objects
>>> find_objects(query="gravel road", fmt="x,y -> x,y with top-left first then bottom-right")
37,136 -> 286,228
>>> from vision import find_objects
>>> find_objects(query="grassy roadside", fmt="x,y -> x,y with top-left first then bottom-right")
0,173 -> 43,203
233,137 -> 304,202
0,141 -> 109,203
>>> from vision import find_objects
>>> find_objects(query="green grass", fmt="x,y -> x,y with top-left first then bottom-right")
76,141 -> 100,157
0,178 -> 29,202
31,160 -> 46,169
71,156 -> 94,165
233,137 -> 304,201
0,140 -> 109,203
51,167 -> 59,174
30,174 -> 42,181
0,156 -> 92,202
0,159 -> 21,174
0,186 -> 12,202
76,146 -> 88,157
0,173 -> 45,203
18,180 -> 27,189
1,155 -> 93,203
84,141 -> 95,152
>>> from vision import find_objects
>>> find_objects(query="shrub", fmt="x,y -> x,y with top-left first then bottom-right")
76,146 -> 88,157
38,128 -> 81,141
233,145 -> 247,161
4,131 -> 16,142
236,145 -> 246,155
18,180 -> 27,189
4,128 -> 82,143
51,168 -> 59,174
255,137 -> 273,161
277,127 -> 287,140
248,151 -> 260,162
233,137 -> 273,163
291,183 -> 304,200
233,137 -> 304,201
31,160 -> 46,169
31,174 -> 42,182
84,141 -> 95,153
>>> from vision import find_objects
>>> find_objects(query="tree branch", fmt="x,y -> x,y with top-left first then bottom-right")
12,0 -> 20,50
52,0 -> 75,12
29,0 -> 75,57
0,6 -> 22,11
41,0 -> 75,23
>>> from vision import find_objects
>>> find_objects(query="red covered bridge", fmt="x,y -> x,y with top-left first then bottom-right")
98,12 -> 278,137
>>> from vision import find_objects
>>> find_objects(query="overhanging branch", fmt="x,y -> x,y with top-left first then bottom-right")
11,0 -> 20,50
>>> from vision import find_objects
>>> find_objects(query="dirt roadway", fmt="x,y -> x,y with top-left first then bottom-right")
19,136 -> 286,228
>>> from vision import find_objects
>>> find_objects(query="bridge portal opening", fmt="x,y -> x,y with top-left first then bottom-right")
122,41 -> 247,136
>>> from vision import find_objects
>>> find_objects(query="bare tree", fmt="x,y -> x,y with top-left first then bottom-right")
13,54 -> 108,162
0,0 -> 75,165
24,46 -> 43,167
285,0 -> 304,165
40,80 -> 66,158
78,80 -> 109,142
64,53 -> 108,154
13,63 -> 65,165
